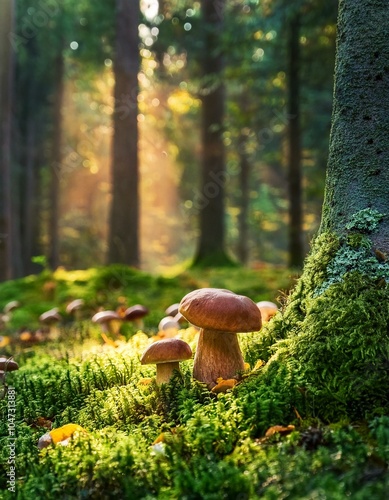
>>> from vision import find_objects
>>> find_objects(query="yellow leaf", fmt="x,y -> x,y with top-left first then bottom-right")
49,424 -> 86,444
211,379 -> 237,393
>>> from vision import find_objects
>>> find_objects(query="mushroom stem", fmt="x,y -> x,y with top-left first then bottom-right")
193,329 -> 245,388
156,362 -> 180,385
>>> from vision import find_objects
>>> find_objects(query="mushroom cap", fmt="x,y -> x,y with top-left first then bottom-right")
158,316 -> 180,331
92,310 -> 121,324
165,303 -> 180,317
141,338 -> 192,365
39,308 -> 62,324
66,299 -> 85,314
3,300 -> 20,314
179,288 -> 262,333
124,304 -> 149,321
256,301 -> 278,309
0,357 -> 19,372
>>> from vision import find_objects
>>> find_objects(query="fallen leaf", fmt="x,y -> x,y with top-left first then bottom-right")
265,424 -> 295,437
211,379 -> 237,393
252,359 -> 265,371
49,423 -> 86,444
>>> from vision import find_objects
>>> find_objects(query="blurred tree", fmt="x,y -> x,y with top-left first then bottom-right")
108,0 -> 140,267
287,10 -> 303,268
192,0 -> 233,267
0,0 -> 16,280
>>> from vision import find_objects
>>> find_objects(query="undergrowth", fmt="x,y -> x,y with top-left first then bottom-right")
0,247 -> 388,498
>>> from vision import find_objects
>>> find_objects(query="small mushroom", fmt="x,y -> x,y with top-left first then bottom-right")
124,304 -> 149,330
165,303 -> 180,317
92,310 -> 122,335
256,301 -> 279,322
140,338 -> 192,385
39,308 -> 62,338
179,288 -> 262,388
158,316 -> 180,337
3,300 -> 20,315
0,357 -> 19,392
66,299 -> 85,321
0,357 -> 19,375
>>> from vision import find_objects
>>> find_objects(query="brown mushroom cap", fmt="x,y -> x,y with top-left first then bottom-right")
3,300 -> 20,314
179,288 -> 262,333
141,338 -> 192,365
66,299 -> 85,314
92,310 -> 121,324
165,303 -> 180,317
39,308 -> 62,324
124,304 -> 149,321
0,357 -> 19,372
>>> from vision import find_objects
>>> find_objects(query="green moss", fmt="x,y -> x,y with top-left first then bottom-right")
262,226 -> 389,421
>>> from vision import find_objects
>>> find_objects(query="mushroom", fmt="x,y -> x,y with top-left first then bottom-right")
179,288 -> 262,388
66,299 -> 85,320
165,303 -> 180,317
0,357 -> 19,393
158,316 -> 180,337
124,304 -> 149,330
39,308 -> 62,338
91,310 -> 122,335
140,338 -> 192,385
3,300 -> 20,315
256,301 -> 279,322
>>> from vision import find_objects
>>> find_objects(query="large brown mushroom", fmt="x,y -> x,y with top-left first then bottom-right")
140,338 -> 192,385
179,288 -> 262,388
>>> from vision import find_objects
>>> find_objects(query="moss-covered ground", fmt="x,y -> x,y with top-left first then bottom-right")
0,257 -> 388,499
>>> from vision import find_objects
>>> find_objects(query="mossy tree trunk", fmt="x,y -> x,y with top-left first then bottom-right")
320,0 -> 389,252
261,0 -> 389,423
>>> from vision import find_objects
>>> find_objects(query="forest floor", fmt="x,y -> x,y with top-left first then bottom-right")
0,265 -> 388,498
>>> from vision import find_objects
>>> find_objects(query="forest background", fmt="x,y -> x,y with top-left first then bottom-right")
0,0 -> 338,279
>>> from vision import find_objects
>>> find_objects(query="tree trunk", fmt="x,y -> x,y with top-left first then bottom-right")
287,13 -> 304,268
237,133 -> 250,265
0,0 -> 15,281
192,0 -> 231,267
320,0 -> 389,252
262,0 -> 389,422
108,0 -> 140,268
48,52 -> 65,270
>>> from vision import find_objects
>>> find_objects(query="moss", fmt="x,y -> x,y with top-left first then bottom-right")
262,224 -> 389,421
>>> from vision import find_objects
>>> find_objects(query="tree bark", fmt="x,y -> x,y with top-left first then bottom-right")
287,13 -> 304,268
237,133 -> 250,265
320,0 -> 389,253
193,0 -> 230,267
108,0 -> 140,267
0,0 -> 15,281
48,51 -> 65,270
